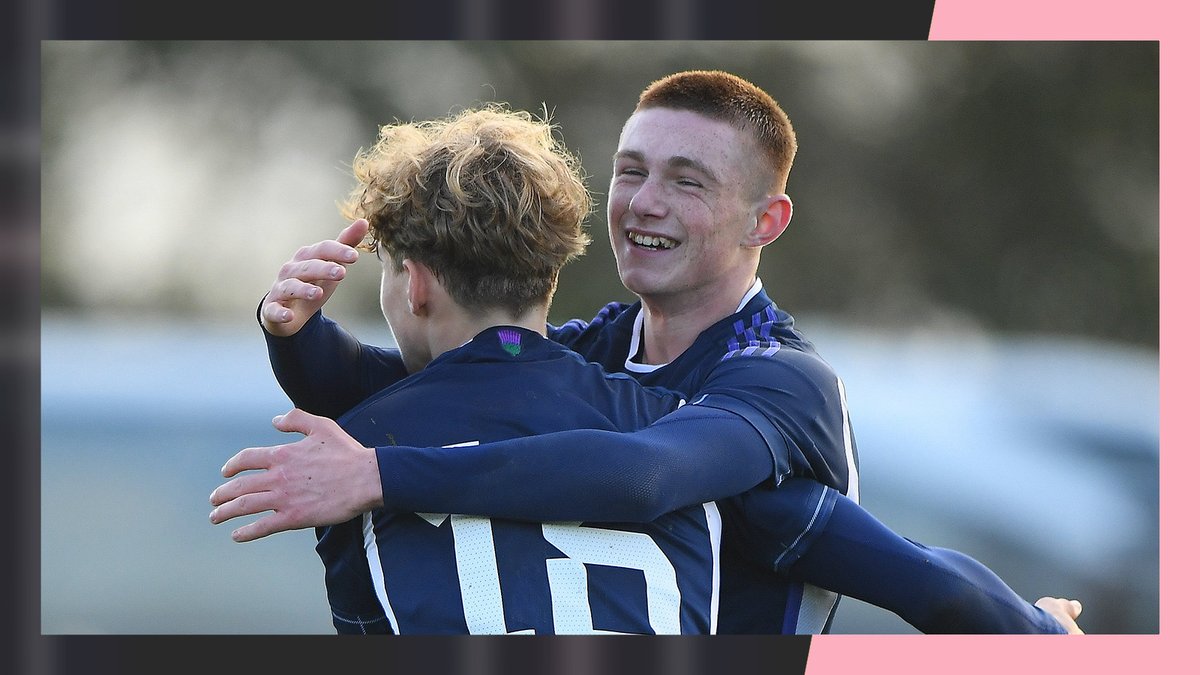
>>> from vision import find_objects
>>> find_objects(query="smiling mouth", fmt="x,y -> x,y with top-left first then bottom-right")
628,231 -> 680,250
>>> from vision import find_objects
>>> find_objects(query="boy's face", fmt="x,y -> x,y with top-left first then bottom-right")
608,107 -> 763,307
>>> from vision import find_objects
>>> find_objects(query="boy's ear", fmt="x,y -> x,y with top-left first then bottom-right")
403,259 -> 429,316
742,194 -> 793,249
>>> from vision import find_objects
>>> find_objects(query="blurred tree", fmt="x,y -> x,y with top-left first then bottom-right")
41,41 -> 1158,348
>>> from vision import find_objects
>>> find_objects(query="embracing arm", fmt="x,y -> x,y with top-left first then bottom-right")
211,400 -> 778,541
263,310 -> 406,419
216,355 -> 813,538
257,219 -> 407,418
788,490 -> 1082,634
376,400 -> 777,522
381,352 -> 853,523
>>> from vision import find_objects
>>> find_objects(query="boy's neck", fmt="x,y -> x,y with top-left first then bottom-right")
637,277 -> 759,366
427,304 -> 548,364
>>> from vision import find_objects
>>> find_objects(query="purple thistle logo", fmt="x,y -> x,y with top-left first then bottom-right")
498,329 -> 522,356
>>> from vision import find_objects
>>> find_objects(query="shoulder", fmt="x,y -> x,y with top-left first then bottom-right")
547,301 -> 637,351
555,344 -> 683,407
550,301 -> 634,334
700,295 -> 839,390
523,342 -> 683,431
700,348 -> 843,414
698,289 -> 817,355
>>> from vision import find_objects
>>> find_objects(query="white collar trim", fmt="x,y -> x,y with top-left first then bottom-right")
624,278 -> 762,372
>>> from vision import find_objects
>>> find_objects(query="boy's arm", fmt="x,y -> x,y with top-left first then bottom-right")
373,399 -> 780,522
211,401 -> 778,540
215,356 -> 840,537
783,487 -> 1081,634
258,219 -> 407,417
262,307 -> 406,419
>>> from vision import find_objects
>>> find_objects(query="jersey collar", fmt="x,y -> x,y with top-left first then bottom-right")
624,278 -> 764,372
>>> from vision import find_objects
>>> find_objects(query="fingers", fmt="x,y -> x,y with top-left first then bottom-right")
211,408 -> 356,543
209,488 -> 276,526
220,446 -> 274,478
268,278 -> 324,311
209,487 -> 294,542
272,408 -> 324,436
260,300 -> 295,327
337,218 -> 369,248
231,513 -> 292,543
259,275 -> 336,335
287,239 -> 360,278
260,223 -> 366,337
210,439 -> 303,540
275,257 -> 350,285
1035,596 -> 1085,634
1038,596 -> 1083,618
210,469 -> 276,508
217,409 -> 317,480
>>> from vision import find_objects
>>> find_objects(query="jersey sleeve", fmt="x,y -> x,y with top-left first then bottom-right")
786,491 -> 1068,634
692,351 -> 857,497
719,476 -> 839,575
370,342 -> 851,525
545,301 -> 629,350
259,299 -> 408,419
545,318 -> 589,347
373,403 -> 776,522
684,351 -> 865,576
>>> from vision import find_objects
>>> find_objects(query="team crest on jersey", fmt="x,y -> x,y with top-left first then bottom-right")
498,329 -> 522,356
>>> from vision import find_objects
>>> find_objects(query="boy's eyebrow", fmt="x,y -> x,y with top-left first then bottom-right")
613,150 -> 721,185
667,156 -> 719,184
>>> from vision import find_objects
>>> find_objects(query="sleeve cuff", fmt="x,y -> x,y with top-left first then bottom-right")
688,392 -> 792,487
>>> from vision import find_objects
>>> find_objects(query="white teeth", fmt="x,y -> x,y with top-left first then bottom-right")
629,232 -> 679,250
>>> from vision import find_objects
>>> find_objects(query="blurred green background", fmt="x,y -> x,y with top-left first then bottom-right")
40,41 -> 1158,635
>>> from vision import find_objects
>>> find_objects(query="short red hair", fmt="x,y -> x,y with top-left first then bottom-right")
637,70 -> 797,194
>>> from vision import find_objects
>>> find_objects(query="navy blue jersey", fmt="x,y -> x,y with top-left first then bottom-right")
549,283 -> 859,496
545,282 -> 859,633
263,285 -> 855,634
263,288 -> 1067,634
317,326 -> 723,634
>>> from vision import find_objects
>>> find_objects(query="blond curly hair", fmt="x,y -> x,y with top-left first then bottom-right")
340,104 -> 592,316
